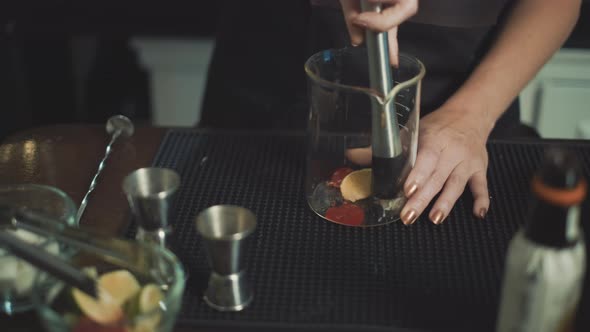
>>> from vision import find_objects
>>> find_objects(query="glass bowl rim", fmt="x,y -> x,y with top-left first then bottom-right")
0,183 -> 78,259
31,241 -> 186,326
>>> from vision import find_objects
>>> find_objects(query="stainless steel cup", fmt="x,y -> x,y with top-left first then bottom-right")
122,167 -> 180,247
196,205 -> 257,311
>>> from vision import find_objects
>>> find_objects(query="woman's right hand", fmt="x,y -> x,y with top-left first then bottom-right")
339,0 -> 418,66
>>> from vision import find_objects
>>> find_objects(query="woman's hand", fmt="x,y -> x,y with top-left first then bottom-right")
339,0 -> 581,224
400,107 -> 491,225
398,0 -> 582,224
339,0 -> 418,66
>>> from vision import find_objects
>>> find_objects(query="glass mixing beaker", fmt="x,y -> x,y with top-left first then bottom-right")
305,47 -> 425,227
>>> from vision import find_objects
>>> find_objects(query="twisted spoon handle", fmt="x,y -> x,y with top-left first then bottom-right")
76,115 -> 134,223
76,131 -> 121,223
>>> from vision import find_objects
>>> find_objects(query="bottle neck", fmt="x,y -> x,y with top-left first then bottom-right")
524,198 -> 581,248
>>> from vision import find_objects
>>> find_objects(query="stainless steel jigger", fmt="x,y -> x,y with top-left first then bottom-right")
122,167 -> 180,247
196,205 -> 257,312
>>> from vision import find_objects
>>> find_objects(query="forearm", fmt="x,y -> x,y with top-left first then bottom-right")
444,0 -> 581,135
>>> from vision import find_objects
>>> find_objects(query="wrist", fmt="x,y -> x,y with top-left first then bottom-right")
441,94 -> 501,139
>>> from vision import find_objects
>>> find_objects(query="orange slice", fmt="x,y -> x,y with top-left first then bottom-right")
340,168 -> 372,202
138,283 -> 163,314
131,283 -> 164,332
98,270 -> 141,306
73,269 -> 141,325
72,288 -> 123,325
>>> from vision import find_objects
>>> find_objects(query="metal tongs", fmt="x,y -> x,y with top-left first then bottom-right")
361,0 -> 404,199
0,205 -> 149,299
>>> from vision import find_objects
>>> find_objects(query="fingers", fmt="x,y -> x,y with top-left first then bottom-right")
469,170 -> 490,219
403,145 -> 440,198
401,147 -> 489,225
352,0 -> 418,32
345,137 -> 489,224
428,163 -> 470,224
400,147 -> 456,225
340,0 -> 410,67
388,27 -> 399,67
345,147 -> 373,166
339,0 -> 364,46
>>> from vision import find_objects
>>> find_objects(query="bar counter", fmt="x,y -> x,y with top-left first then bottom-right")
1,124 -> 590,332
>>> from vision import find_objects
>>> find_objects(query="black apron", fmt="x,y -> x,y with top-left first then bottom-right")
200,0 -> 522,138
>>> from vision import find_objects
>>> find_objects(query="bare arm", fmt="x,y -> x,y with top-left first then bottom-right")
339,0 -> 582,224
445,0 -> 582,136
399,0 -> 582,224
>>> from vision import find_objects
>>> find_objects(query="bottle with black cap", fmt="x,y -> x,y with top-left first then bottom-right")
496,146 -> 587,332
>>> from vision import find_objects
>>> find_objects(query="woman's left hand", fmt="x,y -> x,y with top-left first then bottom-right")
400,107 -> 492,225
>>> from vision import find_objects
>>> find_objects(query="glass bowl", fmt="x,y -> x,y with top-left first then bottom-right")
0,184 -> 78,314
32,240 -> 186,332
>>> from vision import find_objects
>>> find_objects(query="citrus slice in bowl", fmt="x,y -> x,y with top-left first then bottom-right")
72,269 -> 141,325
132,283 -> 165,332
98,270 -> 141,306
71,288 -> 123,325
138,283 -> 163,314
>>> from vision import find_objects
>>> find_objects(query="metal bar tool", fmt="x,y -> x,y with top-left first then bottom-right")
77,115 -> 134,222
0,230 -> 98,298
361,1 -> 404,199
196,205 -> 257,312
122,167 -> 180,247
0,204 -> 162,298
0,205 -> 143,271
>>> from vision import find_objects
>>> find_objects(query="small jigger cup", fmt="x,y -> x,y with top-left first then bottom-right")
122,167 -> 180,247
196,205 -> 257,312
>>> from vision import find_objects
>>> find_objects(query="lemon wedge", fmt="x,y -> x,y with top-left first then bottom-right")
98,270 -> 141,306
72,269 -> 141,325
340,168 -> 372,202
138,283 -> 163,314
72,288 -> 123,325
130,284 -> 164,332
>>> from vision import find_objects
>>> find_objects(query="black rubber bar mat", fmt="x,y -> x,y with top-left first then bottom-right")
127,130 -> 590,332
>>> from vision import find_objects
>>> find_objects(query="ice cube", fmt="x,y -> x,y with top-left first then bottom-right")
14,260 -> 37,295
13,229 -> 44,244
1,229 -> 60,296
0,255 -> 18,290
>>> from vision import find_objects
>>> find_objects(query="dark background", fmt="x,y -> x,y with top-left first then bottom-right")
0,1 -> 220,140
0,1 -> 589,141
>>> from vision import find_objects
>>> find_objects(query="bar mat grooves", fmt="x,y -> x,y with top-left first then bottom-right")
126,130 -> 590,331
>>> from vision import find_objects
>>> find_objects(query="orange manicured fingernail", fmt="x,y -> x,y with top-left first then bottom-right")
478,208 -> 487,219
402,209 -> 417,225
431,210 -> 444,224
406,182 -> 418,197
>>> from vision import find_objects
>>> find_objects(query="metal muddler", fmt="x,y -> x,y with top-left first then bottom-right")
361,1 -> 404,199
122,167 -> 180,247
196,205 -> 256,312
0,230 -> 99,299
76,115 -> 135,223
0,204 -> 165,299
0,204 -> 153,274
